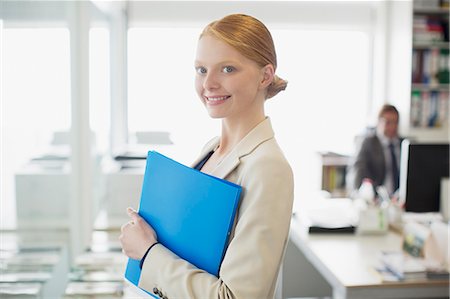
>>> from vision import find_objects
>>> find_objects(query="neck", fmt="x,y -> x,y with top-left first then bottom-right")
216,106 -> 265,156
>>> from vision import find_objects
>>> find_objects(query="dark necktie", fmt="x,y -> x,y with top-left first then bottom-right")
389,142 -> 399,192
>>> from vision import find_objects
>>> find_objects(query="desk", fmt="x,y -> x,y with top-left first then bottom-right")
289,217 -> 449,299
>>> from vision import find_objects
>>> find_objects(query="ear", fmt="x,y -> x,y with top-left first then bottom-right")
259,64 -> 275,90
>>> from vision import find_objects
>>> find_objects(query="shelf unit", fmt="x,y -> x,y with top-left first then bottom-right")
319,152 -> 350,198
409,0 -> 449,141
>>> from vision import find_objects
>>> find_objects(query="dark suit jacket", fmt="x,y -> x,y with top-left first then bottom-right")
346,131 -> 403,194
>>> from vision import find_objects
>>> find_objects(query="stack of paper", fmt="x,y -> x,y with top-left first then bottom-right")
380,251 -> 427,280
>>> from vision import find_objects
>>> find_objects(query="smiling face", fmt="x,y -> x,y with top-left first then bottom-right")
194,35 -> 270,122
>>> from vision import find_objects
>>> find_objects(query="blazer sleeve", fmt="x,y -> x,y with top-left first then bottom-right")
138,155 -> 294,299
347,136 -> 372,192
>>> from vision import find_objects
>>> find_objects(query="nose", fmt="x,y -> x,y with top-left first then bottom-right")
203,72 -> 220,90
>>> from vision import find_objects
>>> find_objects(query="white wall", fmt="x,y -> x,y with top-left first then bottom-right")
385,0 -> 413,136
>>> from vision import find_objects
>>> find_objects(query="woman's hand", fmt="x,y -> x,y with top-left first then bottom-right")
119,207 -> 158,260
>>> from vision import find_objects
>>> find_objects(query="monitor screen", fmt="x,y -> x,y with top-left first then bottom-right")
399,141 -> 449,213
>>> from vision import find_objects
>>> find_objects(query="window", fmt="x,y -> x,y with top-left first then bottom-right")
128,27 -> 219,164
267,29 -> 369,210
1,28 -> 71,228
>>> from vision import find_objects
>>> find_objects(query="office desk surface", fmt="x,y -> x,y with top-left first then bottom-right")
289,216 -> 449,299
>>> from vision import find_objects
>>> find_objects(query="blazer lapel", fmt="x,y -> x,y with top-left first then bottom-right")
210,153 -> 241,180
211,117 -> 275,179
190,136 -> 220,169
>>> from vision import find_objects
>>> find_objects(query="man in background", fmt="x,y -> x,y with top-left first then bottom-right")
346,104 -> 403,198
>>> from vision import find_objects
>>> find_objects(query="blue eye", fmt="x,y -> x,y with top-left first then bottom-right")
196,67 -> 207,74
223,66 -> 235,73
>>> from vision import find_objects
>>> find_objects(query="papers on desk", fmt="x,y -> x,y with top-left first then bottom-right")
377,251 -> 449,281
379,251 -> 427,280
375,220 -> 450,282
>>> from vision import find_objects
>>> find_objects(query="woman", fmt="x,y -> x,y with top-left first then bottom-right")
120,14 -> 294,299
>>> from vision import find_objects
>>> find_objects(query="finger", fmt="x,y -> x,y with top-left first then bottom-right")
127,207 -> 136,213
127,207 -> 140,222
127,207 -> 137,217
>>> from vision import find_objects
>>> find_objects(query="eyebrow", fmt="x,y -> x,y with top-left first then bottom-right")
194,60 -> 240,66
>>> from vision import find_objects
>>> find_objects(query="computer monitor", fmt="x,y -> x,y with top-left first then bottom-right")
399,140 -> 449,213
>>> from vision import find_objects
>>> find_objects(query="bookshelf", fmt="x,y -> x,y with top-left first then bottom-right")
319,152 -> 350,198
409,0 -> 449,141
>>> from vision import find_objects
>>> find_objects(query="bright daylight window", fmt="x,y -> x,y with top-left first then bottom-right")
268,29 -> 369,210
127,27 -> 370,209
127,27 -> 218,164
1,28 -> 71,228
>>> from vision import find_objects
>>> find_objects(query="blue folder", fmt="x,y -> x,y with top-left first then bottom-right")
125,151 -> 242,296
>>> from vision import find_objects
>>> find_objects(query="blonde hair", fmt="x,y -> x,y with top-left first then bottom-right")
200,14 -> 287,100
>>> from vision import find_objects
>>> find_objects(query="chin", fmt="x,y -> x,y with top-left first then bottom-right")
206,109 -> 226,119
208,113 -> 225,119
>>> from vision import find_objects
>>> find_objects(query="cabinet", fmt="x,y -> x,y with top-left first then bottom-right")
410,0 -> 449,140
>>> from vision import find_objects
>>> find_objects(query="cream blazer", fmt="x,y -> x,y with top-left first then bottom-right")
139,117 -> 294,299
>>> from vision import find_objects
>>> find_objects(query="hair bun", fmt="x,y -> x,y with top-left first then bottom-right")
267,75 -> 287,99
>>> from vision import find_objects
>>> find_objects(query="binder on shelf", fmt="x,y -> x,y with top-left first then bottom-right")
438,90 -> 449,126
124,151 -> 242,297
410,89 -> 449,128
